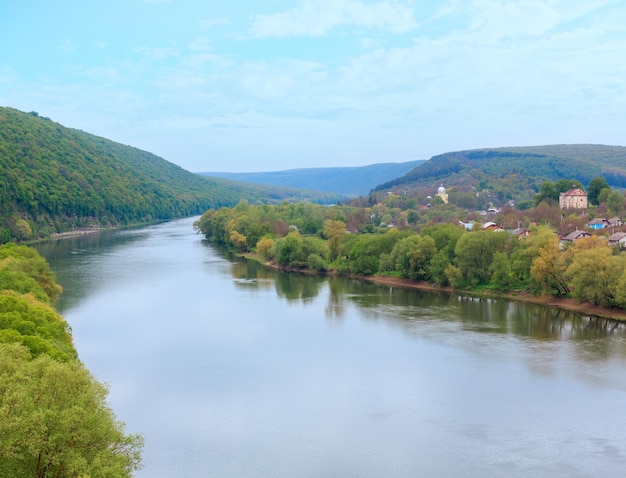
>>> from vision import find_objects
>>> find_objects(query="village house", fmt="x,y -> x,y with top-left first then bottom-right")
608,232 -> 626,248
507,227 -> 531,239
481,221 -> 503,231
608,217 -> 623,228
559,187 -> 588,210
586,218 -> 608,230
562,230 -> 591,242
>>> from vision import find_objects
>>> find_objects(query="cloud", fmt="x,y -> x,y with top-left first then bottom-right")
248,0 -> 418,38
58,38 -> 75,53
0,67 -> 16,84
200,17 -> 231,30
431,0 -> 620,45
189,37 -> 211,52
135,46 -> 180,60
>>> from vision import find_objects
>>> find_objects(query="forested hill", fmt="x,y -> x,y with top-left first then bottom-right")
373,144 -> 626,200
0,107 -> 341,242
199,160 -> 425,197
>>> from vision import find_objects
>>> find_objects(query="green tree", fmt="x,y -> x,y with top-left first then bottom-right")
565,244 -> 625,307
387,235 -> 436,280
323,219 -> 347,262
429,249 -> 452,286
607,190 -> 625,217
597,187 -> 611,205
453,230 -> 511,286
274,231 -> 305,267
0,243 -> 63,304
0,343 -> 143,478
346,230 -> 407,276
534,181 -> 557,205
587,176 -> 609,206
13,219 -> 32,241
510,226 -> 557,287
490,251 -> 513,289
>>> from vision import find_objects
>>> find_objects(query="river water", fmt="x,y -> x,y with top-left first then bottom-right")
35,217 -> 626,478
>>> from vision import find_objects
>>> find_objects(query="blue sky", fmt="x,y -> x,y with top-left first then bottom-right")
2,1 -> 625,172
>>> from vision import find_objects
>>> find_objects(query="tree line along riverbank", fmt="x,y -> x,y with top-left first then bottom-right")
195,201 -> 626,321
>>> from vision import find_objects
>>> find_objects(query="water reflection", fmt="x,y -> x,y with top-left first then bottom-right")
214,245 -> 626,362
33,227 -> 151,312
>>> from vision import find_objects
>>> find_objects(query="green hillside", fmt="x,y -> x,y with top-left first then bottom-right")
0,107 -> 341,242
373,145 -> 626,203
199,160 -> 425,197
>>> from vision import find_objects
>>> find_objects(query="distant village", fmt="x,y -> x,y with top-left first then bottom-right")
430,184 -> 626,248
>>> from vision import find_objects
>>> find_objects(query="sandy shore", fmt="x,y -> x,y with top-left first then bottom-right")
49,228 -> 103,239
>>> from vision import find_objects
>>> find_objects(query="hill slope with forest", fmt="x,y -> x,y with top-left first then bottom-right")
200,160 -> 425,197
0,107 -> 341,241
372,145 -> 626,205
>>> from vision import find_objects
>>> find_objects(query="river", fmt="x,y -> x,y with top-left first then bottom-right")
35,217 -> 626,478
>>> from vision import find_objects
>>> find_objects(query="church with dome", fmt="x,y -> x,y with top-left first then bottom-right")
437,185 -> 448,204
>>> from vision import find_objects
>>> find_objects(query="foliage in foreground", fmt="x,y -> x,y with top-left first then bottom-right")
0,344 -> 143,478
196,201 -> 626,310
0,243 -> 142,477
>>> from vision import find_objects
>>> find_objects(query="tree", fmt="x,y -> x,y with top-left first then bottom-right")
0,343 -> 143,478
554,179 -> 584,195
565,244 -> 625,307
13,219 -> 32,241
256,237 -> 275,260
323,219 -> 347,261
387,235 -> 436,280
429,249 -> 452,286
530,238 -> 569,296
229,230 -> 247,251
490,251 -> 513,289
274,231 -> 305,267
534,181 -> 557,205
587,177 -> 609,206
607,190 -> 625,217
453,230 -> 512,286
347,230 -> 406,276
597,187 -> 611,206
511,226 -> 557,286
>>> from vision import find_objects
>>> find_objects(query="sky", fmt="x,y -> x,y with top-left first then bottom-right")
1,1 -> 625,173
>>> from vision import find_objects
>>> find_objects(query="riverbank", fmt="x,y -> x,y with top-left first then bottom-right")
246,253 -> 626,322
365,275 -> 626,322
49,228 -> 104,239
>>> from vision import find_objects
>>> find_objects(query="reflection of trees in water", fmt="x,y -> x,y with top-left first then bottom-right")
230,258 -> 275,291
221,249 -> 626,362
274,273 -> 324,302
34,228 -> 151,313
324,277 -> 626,362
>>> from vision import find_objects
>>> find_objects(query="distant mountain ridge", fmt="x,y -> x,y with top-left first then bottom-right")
199,160 -> 425,197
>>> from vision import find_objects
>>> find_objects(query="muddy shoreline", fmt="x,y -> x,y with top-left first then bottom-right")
365,276 -> 626,322
251,255 -> 626,322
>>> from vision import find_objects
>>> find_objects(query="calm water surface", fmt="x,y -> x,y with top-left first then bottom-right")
36,217 -> 626,478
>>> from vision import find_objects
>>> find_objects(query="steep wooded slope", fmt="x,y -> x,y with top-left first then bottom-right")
200,160 -> 425,197
0,107 -> 341,241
